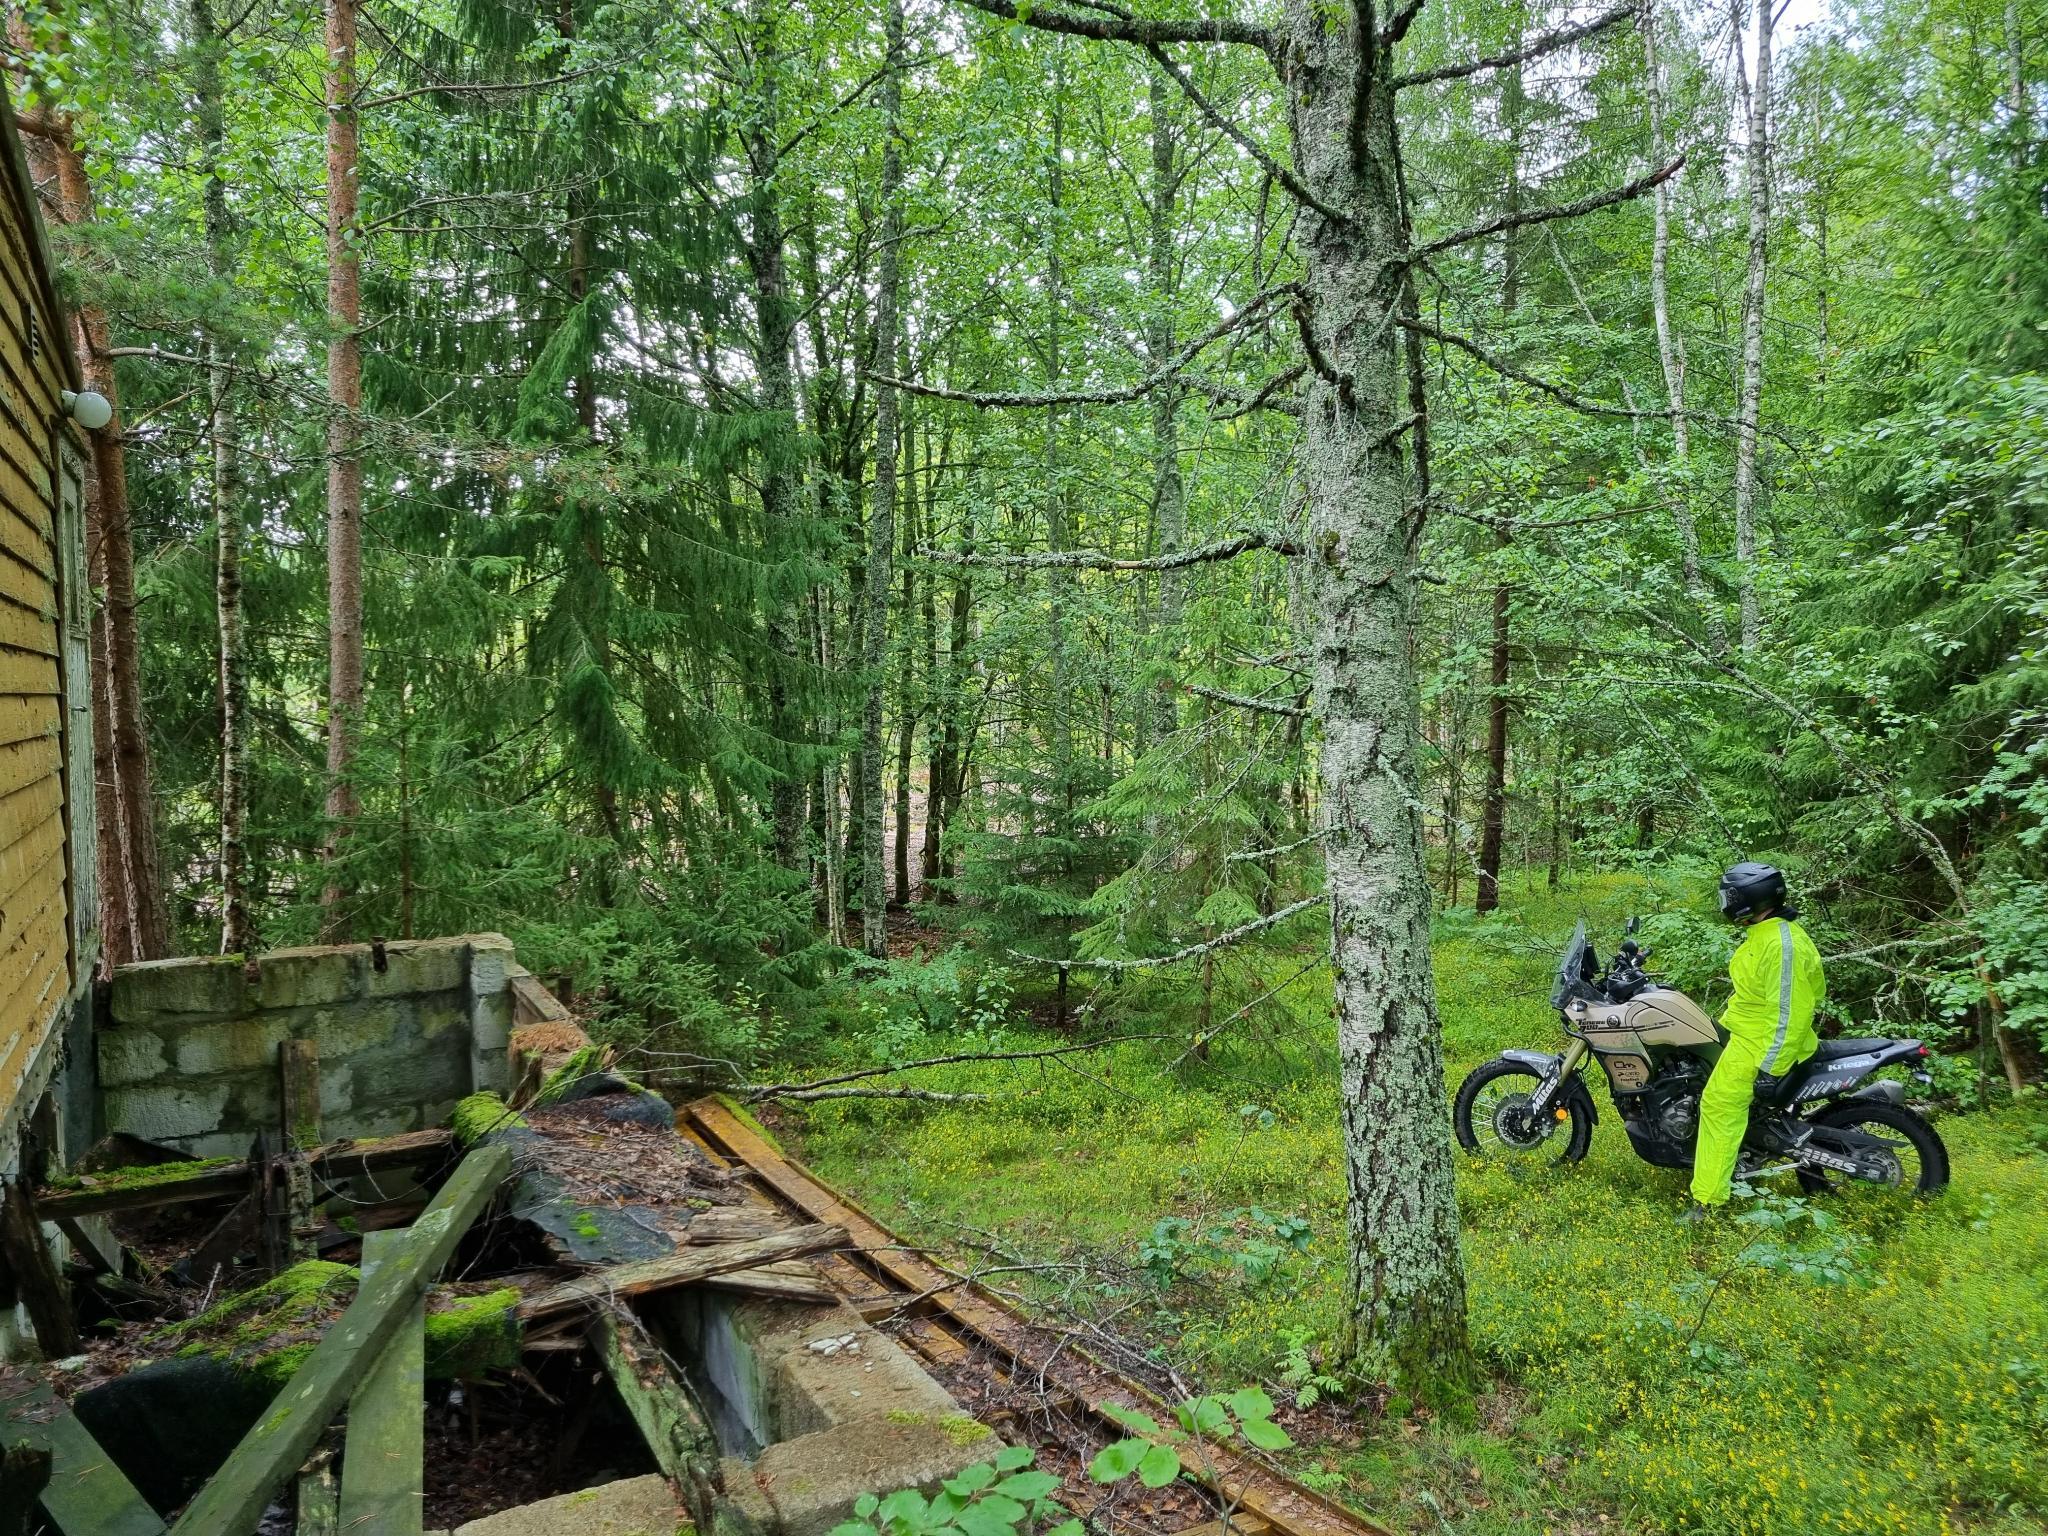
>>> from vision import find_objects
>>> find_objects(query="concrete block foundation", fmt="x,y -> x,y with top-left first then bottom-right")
100,934 -> 523,1156
657,1292 -> 996,1536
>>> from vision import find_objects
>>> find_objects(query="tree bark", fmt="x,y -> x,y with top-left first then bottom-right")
1280,0 -> 1474,1399
319,0 -> 365,940
1732,0 -> 1773,652
1148,67 -> 1185,744
892,367 -> 919,908
861,0 -> 907,960
744,0 -> 807,870
18,94 -> 171,966
191,0 -> 251,960
1474,57 -> 1523,918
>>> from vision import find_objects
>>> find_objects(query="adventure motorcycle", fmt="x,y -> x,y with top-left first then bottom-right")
1452,920 -> 1950,1197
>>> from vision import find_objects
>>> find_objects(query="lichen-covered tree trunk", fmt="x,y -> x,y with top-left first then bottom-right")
1148,69 -> 1185,745
319,0 -> 365,940
1280,1 -> 1473,1401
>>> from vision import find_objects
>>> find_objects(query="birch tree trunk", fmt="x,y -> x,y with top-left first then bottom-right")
191,0 -> 251,958
1732,0 -> 1773,652
1641,0 -> 1719,645
1148,68 -> 1185,745
861,0 -> 907,960
319,0 -> 365,939
1279,1 -> 1473,1397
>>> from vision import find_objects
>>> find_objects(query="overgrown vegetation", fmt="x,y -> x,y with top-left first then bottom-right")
798,877 -> 2048,1536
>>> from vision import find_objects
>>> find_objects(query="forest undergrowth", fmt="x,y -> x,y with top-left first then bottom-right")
788,875 -> 2048,1536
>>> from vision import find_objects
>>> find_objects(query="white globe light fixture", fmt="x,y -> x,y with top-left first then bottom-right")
61,389 -> 113,431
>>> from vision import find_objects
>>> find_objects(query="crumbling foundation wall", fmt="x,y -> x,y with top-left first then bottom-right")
98,935 -> 518,1157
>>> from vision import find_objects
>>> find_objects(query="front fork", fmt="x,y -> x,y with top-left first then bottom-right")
1526,1037 -> 1590,1117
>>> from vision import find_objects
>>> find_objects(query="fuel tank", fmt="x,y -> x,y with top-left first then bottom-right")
1567,986 -> 1721,1088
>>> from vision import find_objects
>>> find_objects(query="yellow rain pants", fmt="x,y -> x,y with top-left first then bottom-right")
1690,915 -> 1825,1206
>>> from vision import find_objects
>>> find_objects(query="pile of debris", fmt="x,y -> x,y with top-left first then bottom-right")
0,1020 -> 862,1534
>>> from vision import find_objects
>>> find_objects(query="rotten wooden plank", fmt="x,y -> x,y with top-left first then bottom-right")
36,1130 -> 454,1219
514,1223 -> 845,1325
295,1460 -> 338,1536
338,1230 -> 425,1536
279,1040 -> 322,1152
699,1261 -> 834,1305
0,1373 -> 163,1536
169,1144 -> 512,1536
0,1181 -> 77,1357
681,1098 -> 1395,1536
587,1309 -> 715,1505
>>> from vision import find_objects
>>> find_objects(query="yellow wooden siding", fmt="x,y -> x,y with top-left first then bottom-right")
0,159 -> 70,1134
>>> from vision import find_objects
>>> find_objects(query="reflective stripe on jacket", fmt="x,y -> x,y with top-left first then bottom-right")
1721,916 -> 1824,1072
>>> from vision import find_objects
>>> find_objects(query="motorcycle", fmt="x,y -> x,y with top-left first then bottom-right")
1452,919 -> 1950,1198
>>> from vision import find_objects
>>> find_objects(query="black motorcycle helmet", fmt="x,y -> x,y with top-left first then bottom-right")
1717,861 -> 1793,922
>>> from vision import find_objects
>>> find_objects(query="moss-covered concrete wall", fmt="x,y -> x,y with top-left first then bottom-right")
99,934 -> 517,1156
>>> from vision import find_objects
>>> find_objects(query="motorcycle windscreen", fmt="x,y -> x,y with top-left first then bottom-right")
1551,920 -> 1594,1009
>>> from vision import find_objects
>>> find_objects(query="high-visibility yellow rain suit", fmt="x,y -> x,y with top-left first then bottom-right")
1690,915 -> 1824,1206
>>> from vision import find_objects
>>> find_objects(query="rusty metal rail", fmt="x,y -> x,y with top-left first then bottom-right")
679,1097 -> 1389,1536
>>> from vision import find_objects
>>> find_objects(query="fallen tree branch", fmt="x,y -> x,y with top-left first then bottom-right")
740,1034 -> 1180,1100
1012,895 -> 1326,974
756,1087 -> 989,1105
917,530 -> 1301,571
1394,1 -> 1636,88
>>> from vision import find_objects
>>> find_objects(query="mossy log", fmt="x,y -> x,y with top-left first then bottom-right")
160,1260 -> 523,1390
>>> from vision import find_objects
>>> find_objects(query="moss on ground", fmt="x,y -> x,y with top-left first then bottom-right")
797,871 -> 2048,1536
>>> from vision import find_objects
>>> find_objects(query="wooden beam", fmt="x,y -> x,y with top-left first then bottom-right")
169,1144 -> 512,1536
0,1374 -> 163,1536
515,1223 -> 846,1326
295,1461 -> 338,1536
279,1040 -> 322,1151
338,1230 -> 424,1536
699,1263 -> 834,1305
0,1181 -> 77,1356
587,1309 -> 715,1502
36,1130 -> 453,1219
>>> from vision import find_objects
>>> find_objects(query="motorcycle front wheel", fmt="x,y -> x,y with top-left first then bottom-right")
1796,1098 -> 1949,1198
1453,1058 -> 1592,1163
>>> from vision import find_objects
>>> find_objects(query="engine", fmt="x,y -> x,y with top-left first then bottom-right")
1615,1056 -> 1709,1168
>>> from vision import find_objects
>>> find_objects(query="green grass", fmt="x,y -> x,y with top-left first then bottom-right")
792,873 -> 2048,1536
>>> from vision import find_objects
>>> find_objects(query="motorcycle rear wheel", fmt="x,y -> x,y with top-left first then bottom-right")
1453,1059 -> 1592,1164
1796,1098 -> 1949,1198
